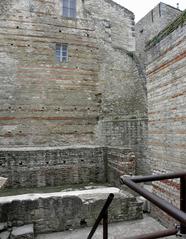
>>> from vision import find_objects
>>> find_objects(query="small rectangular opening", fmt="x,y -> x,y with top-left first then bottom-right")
62,0 -> 76,18
56,43 -> 68,63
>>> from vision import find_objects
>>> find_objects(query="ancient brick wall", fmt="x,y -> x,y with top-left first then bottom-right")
0,188 -> 143,234
107,147 -> 136,185
0,0 -> 147,180
146,11 -> 186,225
0,146 -> 136,188
0,146 -> 106,188
135,2 -> 181,64
0,0 -> 101,146
83,0 -> 135,51
98,119 -> 148,175
0,0 -> 146,149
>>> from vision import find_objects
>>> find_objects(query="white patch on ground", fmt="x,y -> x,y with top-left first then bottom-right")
0,187 -> 122,203
12,224 -> 33,236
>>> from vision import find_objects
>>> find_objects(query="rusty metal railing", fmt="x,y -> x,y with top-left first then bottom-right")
120,171 -> 186,239
87,172 -> 186,239
87,193 -> 114,239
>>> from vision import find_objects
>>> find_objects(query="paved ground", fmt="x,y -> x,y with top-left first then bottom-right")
36,215 -> 177,239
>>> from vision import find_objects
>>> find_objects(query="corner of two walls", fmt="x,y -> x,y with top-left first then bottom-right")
144,11 -> 186,226
82,0 -> 149,176
0,0 -> 148,178
95,48 -> 148,176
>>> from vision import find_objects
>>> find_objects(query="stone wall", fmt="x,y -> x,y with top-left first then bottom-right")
0,0 -> 147,178
107,147 -> 136,185
0,0 -> 101,146
98,118 -> 148,175
135,2 -> 181,64
0,0 -> 147,149
0,146 -> 106,188
0,146 -> 136,188
145,11 -> 186,225
0,188 -> 143,234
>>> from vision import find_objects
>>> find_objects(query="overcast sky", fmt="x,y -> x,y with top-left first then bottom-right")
114,0 -> 186,22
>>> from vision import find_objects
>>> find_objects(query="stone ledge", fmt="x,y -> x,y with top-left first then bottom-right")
0,146 -> 135,188
0,187 -> 143,234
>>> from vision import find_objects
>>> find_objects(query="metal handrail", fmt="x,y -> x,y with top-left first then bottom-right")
126,171 -> 186,183
87,193 -> 114,239
87,172 -> 186,239
120,172 -> 186,238
123,227 -> 178,239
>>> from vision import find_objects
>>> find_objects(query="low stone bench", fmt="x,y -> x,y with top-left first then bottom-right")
0,187 -> 143,234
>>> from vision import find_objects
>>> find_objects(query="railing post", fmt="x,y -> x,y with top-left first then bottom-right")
103,210 -> 108,239
87,193 -> 114,239
180,175 -> 186,237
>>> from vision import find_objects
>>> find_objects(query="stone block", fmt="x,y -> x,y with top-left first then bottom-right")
0,187 -> 143,234
0,231 -> 10,239
0,222 -> 7,231
0,178 -> 7,189
11,225 -> 34,239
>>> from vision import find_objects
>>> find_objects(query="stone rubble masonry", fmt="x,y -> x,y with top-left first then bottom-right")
98,118 -> 148,175
0,146 -> 135,188
145,10 -> 186,226
107,147 -> 136,186
0,187 -> 143,234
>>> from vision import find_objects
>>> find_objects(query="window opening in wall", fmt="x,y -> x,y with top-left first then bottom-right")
62,0 -> 76,18
56,43 -> 68,63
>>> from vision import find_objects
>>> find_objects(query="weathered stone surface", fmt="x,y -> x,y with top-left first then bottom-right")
0,0 -> 184,231
0,222 -> 8,231
98,119 -> 148,175
36,215 -> 176,239
0,146 -> 135,188
134,2 -> 182,175
0,146 -> 106,188
0,0 -> 146,156
0,231 -> 10,239
145,10 -> 186,226
0,177 -> 7,189
107,147 -> 136,186
0,187 -> 143,234
135,2 -> 181,65
11,225 -> 34,239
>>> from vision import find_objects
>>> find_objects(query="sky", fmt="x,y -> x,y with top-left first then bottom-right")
114,0 -> 186,22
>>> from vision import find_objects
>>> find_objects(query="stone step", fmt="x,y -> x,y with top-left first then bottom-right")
36,215 -> 176,239
0,186 -> 143,234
